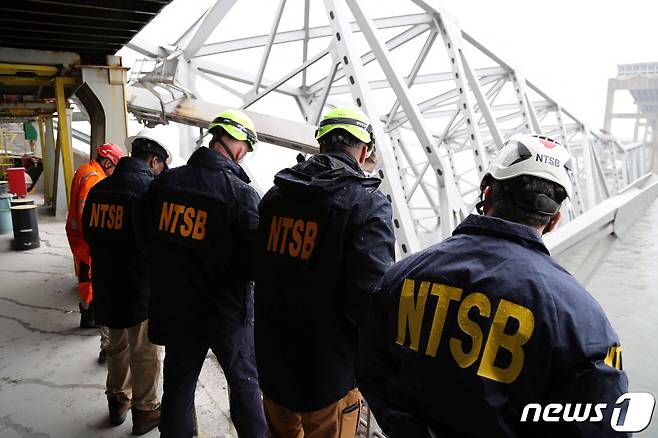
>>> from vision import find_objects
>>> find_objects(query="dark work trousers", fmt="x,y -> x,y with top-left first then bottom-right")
159,322 -> 267,438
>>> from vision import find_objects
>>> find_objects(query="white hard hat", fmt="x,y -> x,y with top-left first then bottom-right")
125,126 -> 173,166
485,134 -> 573,199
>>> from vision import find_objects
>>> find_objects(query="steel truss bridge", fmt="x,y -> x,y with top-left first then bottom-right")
0,3 -> 655,435
92,0 -> 658,283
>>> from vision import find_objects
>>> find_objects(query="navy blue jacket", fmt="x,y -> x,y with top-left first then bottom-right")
141,147 -> 260,345
82,157 -> 153,329
255,152 -> 396,412
358,214 -> 628,438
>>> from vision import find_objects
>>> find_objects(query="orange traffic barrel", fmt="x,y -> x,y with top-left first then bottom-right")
10,204 -> 40,250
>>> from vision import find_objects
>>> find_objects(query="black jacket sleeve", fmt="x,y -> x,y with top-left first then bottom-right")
547,291 -> 630,437
136,178 -> 159,257
231,180 -> 261,281
343,190 -> 396,327
356,268 -> 404,433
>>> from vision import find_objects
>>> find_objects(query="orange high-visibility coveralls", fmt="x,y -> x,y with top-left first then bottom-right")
65,159 -> 106,305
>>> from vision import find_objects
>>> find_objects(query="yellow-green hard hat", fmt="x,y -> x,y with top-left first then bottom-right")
315,106 -> 375,150
208,109 -> 258,151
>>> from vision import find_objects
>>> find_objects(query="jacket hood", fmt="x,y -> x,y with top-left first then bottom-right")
187,146 -> 251,184
453,214 -> 549,255
273,152 -> 380,197
114,156 -> 153,177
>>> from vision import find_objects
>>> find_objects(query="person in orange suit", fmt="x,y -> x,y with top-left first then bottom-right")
66,143 -> 124,360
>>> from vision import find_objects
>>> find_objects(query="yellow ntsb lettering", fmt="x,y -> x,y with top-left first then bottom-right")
395,278 -> 536,384
88,203 -> 124,230
604,345 -> 623,370
396,279 -> 430,351
426,284 -> 463,357
477,299 -> 534,383
266,215 -> 318,260
158,201 -> 207,240
450,292 -> 490,368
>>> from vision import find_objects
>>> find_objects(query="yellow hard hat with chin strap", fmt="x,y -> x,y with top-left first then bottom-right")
208,109 -> 258,152
315,106 -> 375,155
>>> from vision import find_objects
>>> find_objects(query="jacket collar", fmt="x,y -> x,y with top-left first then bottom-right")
186,146 -> 251,183
453,214 -> 550,255
114,156 -> 153,177
324,151 -> 364,176
89,159 -> 105,175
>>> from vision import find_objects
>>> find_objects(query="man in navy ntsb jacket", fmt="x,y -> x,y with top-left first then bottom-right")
358,134 -> 629,438
83,131 -> 170,434
255,107 -> 396,437
142,110 -> 267,437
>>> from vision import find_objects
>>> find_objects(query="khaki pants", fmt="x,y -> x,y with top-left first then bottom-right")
105,320 -> 160,410
100,326 -> 110,351
264,388 -> 362,438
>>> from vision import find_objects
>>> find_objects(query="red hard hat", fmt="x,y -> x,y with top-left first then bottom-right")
97,143 -> 124,165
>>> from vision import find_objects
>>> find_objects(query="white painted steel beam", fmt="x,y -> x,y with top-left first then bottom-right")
181,0 -> 238,60
323,0 -> 420,255
126,86 -> 318,154
347,0 -> 466,236
194,13 -> 434,57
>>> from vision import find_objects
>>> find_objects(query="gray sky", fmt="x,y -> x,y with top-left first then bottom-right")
437,0 -> 658,127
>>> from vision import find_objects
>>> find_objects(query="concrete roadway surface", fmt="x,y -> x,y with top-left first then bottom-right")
0,213 -> 237,438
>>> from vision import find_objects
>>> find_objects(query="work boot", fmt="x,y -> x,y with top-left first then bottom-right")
132,406 -> 161,435
108,396 -> 131,426
79,302 -> 98,328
